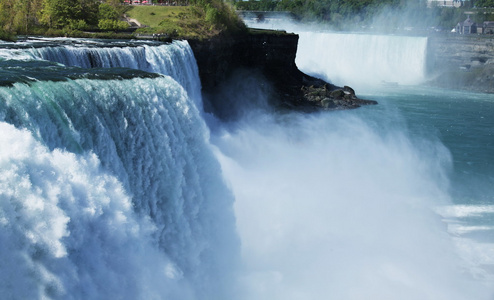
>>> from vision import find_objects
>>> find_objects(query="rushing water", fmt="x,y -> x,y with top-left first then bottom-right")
0,40 -> 237,300
0,32 -> 493,300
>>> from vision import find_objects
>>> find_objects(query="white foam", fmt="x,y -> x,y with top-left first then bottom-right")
438,205 -> 494,218
0,122 -> 191,299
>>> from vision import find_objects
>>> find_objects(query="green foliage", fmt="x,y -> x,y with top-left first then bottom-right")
37,0 -> 99,29
69,19 -> 88,30
235,0 -> 493,31
80,0 -> 100,25
0,0 -> 130,35
0,28 -> 16,41
476,0 -> 494,7
0,0 -> 44,34
189,0 -> 246,33
205,4 -> 219,23
128,1 -> 245,38
99,3 -> 120,21
41,0 -> 83,28
269,0 -> 404,23
236,0 -> 278,11
98,19 -> 129,31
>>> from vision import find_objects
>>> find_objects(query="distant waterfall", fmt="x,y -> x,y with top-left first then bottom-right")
296,32 -> 429,88
0,43 -> 238,299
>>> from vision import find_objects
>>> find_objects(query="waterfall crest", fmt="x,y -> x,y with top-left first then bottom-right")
0,40 -> 201,105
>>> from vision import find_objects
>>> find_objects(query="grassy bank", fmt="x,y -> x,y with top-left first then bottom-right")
126,6 -> 215,38
126,6 -> 191,28
126,3 -> 245,39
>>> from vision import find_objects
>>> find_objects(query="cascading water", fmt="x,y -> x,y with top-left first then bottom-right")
1,29 -> 493,300
0,41 -> 238,299
242,19 -> 429,89
296,32 -> 429,89
0,39 -> 202,106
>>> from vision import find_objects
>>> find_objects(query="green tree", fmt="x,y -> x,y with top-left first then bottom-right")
0,0 -> 15,31
99,3 -> 120,20
41,0 -> 83,28
0,0 -> 44,33
475,0 -> 494,6
13,0 -> 44,33
80,0 -> 100,26
41,0 -> 99,28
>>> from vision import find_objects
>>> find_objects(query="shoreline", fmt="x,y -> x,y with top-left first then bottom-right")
427,34 -> 494,94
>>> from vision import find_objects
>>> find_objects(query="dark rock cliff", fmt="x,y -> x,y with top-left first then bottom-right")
187,31 -> 376,118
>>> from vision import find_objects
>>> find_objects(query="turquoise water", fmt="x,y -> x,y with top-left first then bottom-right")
366,86 -> 494,205
361,86 -> 494,248
236,23 -> 494,296
0,39 -> 237,299
289,27 -> 494,247
0,36 -> 492,299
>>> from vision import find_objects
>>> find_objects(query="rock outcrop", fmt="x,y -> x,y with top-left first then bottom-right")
188,30 -> 376,116
301,85 -> 377,110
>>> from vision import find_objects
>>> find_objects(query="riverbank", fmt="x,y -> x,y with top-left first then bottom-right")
427,34 -> 494,93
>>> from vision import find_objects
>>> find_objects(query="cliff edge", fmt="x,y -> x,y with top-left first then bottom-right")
188,30 -> 376,118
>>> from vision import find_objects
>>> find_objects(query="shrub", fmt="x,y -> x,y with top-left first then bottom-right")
0,29 -> 16,41
98,19 -> 129,31
69,19 -> 88,31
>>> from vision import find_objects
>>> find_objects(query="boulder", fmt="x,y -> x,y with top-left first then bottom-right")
321,98 -> 336,108
343,85 -> 355,95
331,89 -> 345,99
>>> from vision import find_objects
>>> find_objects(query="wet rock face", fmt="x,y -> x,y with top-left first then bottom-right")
188,32 -> 299,91
188,31 -> 377,113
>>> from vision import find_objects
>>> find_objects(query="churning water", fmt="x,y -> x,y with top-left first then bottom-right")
221,22 -> 494,299
0,32 -> 492,300
0,40 -> 237,300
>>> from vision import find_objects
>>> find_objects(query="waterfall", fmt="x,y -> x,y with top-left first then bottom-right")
296,32 -> 429,89
0,40 -> 202,106
0,43 -> 238,300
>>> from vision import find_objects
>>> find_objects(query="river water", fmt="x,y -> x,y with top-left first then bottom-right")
227,21 -> 494,298
0,32 -> 492,299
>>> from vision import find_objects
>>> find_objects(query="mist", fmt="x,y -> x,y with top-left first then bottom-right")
205,16 -> 493,296
211,102 -> 492,299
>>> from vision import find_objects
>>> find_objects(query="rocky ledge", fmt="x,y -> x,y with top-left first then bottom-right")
301,84 -> 377,110
188,30 -> 376,115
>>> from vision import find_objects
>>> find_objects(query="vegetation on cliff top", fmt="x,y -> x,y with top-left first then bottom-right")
0,0 -> 245,40
0,0 -> 130,39
127,1 -> 246,38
